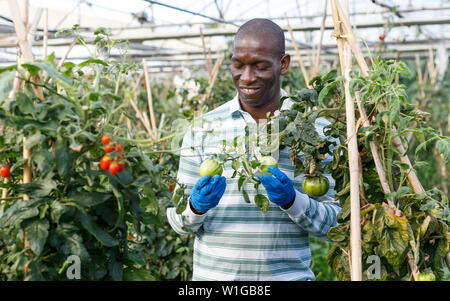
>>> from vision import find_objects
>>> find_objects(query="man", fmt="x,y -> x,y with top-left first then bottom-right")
167,18 -> 341,281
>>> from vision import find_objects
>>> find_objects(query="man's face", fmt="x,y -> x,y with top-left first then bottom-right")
231,35 -> 289,108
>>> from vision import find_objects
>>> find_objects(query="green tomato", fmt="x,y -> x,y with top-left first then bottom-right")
259,156 -> 278,172
417,272 -> 436,281
302,175 -> 330,197
199,159 -> 223,177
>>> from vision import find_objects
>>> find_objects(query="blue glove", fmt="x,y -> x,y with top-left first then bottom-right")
258,166 -> 296,207
190,174 -> 227,213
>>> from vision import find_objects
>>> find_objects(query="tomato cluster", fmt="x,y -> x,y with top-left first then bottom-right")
0,165 -> 10,178
99,135 -> 126,175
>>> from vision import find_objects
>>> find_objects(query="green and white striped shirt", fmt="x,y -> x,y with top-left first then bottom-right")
167,90 -> 341,281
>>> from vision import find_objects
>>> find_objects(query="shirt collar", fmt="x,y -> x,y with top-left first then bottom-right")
229,88 -> 291,118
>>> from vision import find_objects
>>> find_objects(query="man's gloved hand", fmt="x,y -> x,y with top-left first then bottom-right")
258,166 -> 295,207
190,174 -> 227,214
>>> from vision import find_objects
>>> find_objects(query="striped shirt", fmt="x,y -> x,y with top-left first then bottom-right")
166,90 -> 341,281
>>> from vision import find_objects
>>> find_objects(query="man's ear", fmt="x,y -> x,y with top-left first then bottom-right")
280,54 -> 290,75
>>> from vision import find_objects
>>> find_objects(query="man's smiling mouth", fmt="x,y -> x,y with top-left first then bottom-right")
240,87 -> 261,96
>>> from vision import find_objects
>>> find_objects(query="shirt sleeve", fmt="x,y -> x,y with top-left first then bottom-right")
281,182 -> 341,241
166,129 -> 207,235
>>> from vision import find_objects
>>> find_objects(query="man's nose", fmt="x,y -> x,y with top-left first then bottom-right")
240,66 -> 256,84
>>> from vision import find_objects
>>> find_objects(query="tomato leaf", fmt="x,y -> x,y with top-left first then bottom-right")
254,194 -> 269,214
79,211 -> 119,247
68,190 -> 112,207
25,219 -> 49,256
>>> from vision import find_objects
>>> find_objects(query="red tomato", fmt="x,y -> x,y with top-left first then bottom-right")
109,162 -> 120,175
104,144 -> 114,153
379,34 -> 385,41
116,143 -> 123,153
117,161 -> 125,172
100,155 -> 113,170
0,166 -> 11,178
101,135 -> 110,145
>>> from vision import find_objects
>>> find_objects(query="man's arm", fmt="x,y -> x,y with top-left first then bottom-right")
282,175 -> 341,241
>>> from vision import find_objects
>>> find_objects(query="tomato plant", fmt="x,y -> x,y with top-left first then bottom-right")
297,65 -> 449,281
0,26 -> 196,280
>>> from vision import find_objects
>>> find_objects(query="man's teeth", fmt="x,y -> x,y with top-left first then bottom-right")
242,88 -> 258,93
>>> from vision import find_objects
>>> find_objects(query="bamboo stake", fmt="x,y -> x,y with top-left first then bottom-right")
21,0 -> 28,31
129,98 -> 152,136
314,0 -> 328,77
333,0 -> 439,275
427,48 -> 438,84
1,178 -> 8,203
8,0 -> 42,201
8,0 -> 33,60
26,7 -> 42,41
395,53 -> 399,84
330,0 -> 362,281
200,28 -> 213,80
415,54 -> 423,86
308,47 -> 314,79
142,59 -> 158,140
285,15 -> 311,88
42,8 -> 48,60
201,53 -> 225,104
119,72 -> 142,124
343,41 -> 362,282
407,250 -> 419,281
127,72 -> 153,137
57,38 -> 77,68
157,113 -> 165,140
355,91 -> 395,208
334,1 -> 369,78
207,48 -> 213,81
334,0 -> 426,196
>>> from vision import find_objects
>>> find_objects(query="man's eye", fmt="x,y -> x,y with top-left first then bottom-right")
233,64 -> 243,69
256,65 -> 268,70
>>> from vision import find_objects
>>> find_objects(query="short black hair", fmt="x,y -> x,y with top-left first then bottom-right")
235,18 -> 285,57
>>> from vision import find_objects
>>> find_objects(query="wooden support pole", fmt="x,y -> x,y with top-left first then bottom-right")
330,0 -> 362,281
26,7 -> 43,41
42,8 -> 48,60
8,0 -> 33,60
285,15 -> 311,88
201,53 -> 225,105
142,59 -> 158,140
57,38 -> 77,68
332,0 -> 440,278
200,28 -> 213,80
314,0 -> 328,77
8,0 -> 46,202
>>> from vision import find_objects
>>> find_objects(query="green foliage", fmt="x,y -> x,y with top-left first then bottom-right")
0,27 -> 192,280
288,63 -> 450,281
